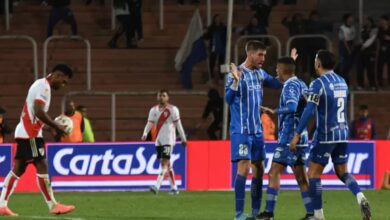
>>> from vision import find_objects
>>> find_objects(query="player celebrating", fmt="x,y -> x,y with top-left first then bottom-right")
0,64 -> 75,216
226,40 -> 282,220
257,56 -> 313,220
141,89 -> 187,195
290,50 -> 371,220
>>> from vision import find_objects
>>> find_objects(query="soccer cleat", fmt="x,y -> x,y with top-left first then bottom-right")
256,211 -> 274,220
50,203 -> 75,215
300,213 -> 314,220
149,186 -> 158,195
360,197 -> 371,220
245,215 -> 256,220
234,213 -> 248,220
168,189 -> 179,195
0,206 -> 18,216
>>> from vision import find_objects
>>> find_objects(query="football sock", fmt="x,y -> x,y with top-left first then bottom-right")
309,178 -> 322,210
0,171 -> 19,207
301,191 -> 314,214
265,187 -> 278,213
37,173 -> 57,210
167,168 -> 177,191
251,177 -> 263,216
156,168 -> 168,190
340,173 -> 361,196
234,174 -> 246,217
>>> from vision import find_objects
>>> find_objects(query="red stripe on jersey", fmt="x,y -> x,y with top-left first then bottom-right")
35,99 -> 46,105
156,108 -> 171,137
21,101 -> 44,138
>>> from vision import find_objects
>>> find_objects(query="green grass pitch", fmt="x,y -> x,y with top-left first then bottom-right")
5,190 -> 390,219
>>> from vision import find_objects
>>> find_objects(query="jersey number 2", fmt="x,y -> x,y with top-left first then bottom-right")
337,98 -> 345,123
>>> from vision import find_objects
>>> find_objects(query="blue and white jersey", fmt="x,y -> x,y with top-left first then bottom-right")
277,76 -> 308,147
306,71 -> 349,143
225,65 -> 282,134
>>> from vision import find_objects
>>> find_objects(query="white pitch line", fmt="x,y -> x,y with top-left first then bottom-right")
19,216 -> 86,220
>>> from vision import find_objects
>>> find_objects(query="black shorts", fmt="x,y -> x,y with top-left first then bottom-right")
15,138 -> 46,163
156,145 -> 172,159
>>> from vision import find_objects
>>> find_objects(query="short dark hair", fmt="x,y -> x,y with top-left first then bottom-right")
316,50 -> 336,69
245,40 -> 266,53
277,57 -> 296,73
52,64 -> 73,79
159,89 -> 169,96
359,105 -> 368,111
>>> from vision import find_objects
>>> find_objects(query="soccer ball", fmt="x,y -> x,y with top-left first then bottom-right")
54,115 -> 73,134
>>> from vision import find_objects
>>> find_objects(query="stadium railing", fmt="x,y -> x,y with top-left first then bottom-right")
43,35 -> 92,90
3,0 -> 10,31
0,35 -> 38,80
61,90 -> 208,141
285,34 -> 333,56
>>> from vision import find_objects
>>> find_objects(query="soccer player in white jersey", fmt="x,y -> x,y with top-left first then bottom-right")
0,64 -> 75,216
142,89 -> 187,195
290,50 -> 371,220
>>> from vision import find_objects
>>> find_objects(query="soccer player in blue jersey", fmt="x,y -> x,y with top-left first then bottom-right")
257,55 -> 313,220
226,40 -> 282,220
290,50 -> 371,220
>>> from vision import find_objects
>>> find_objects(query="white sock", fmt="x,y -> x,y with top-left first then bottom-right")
0,171 -> 19,207
356,192 -> 365,204
167,168 -> 177,191
314,209 -> 325,219
36,174 -> 57,210
155,168 -> 167,190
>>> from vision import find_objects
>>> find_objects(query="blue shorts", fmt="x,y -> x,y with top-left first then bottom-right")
230,133 -> 265,162
272,144 -> 307,167
309,142 -> 348,166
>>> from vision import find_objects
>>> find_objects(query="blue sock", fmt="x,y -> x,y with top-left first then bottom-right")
309,178 -> 322,210
301,191 -> 314,214
340,173 -> 361,196
234,174 -> 247,217
265,187 -> 279,213
251,177 -> 263,216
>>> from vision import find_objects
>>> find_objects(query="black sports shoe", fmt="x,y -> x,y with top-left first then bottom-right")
360,197 -> 371,220
246,216 -> 256,220
299,213 -> 314,220
256,211 -> 274,220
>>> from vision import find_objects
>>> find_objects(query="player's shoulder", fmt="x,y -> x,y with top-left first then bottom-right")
168,104 -> 179,111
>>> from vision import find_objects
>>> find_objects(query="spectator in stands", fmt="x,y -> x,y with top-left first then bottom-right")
240,16 -> 269,45
249,0 -> 278,27
338,13 -> 356,85
85,0 -> 105,5
0,107 -> 12,144
377,15 -> 390,89
131,0 -> 143,42
44,0 -> 78,37
282,13 -> 308,75
356,17 -> 378,90
203,14 -> 227,83
198,88 -> 223,140
76,105 -> 95,142
58,100 -> 84,142
350,105 -> 376,140
261,111 -> 276,141
108,0 -> 137,48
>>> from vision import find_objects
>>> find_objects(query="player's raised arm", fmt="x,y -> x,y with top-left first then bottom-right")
225,63 -> 242,104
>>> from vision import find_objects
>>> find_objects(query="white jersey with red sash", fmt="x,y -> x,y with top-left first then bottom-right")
147,104 -> 181,146
15,78 -> 51,139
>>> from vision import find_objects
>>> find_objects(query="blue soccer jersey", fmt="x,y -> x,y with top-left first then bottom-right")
225,65 -> 282,134
276,76 -> 308,146
296,71 -> 349,143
